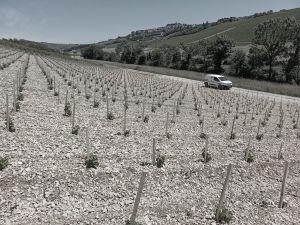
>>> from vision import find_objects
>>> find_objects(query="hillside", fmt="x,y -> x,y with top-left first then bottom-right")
98,7 -> 300,49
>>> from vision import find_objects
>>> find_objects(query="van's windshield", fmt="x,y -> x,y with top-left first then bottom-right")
219,77 -> 227,81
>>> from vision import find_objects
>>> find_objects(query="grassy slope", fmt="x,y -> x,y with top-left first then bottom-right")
148,8 -> 300,47
93,60 -> 300,98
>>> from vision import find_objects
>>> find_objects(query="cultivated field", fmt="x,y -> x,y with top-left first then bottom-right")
0,48 -> 300,225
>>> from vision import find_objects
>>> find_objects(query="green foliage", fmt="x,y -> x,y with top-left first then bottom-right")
84,154 -> 99,169
5,117 -> 15,132
216,208 -> 233,224
72,125 -> 80,135
156,155 -> 165,168
253,17 -> 294,80
125,220 -> 143,225
81,45 -> 105,60
0,157 -> 9,171
209,35 -> 234,73
64,102 -> 72,116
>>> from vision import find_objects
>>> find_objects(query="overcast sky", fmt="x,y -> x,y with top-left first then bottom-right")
0,0 -> 299,44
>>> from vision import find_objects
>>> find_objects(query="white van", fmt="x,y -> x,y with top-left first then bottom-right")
204,74 -> 232,90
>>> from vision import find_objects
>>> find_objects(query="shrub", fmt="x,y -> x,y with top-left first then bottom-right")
0,157 -> 8,171
156,155 -> 165,168
216,208 -> 233,224
84,154 -> 99,169
71,125 -> 80,135
54,91 -> 59,96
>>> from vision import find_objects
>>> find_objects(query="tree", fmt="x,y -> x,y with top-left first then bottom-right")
81,45 -> 104,60
231,50 -> 246,75
209,35 -> 234,73
283,18 -> 300,83
253,17 -> 292,80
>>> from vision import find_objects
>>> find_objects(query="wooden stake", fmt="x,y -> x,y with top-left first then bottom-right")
165,111 -> 169,136
152,138 -> 156,166
6,94 -> 10,131
279,161 -> 289,208
129,172 -> 147,223
216,164 -> 233,222
72,100 -> 76,129
123,104 -> 127,134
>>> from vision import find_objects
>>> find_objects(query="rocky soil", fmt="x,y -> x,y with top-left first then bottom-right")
0,53 -> 299,225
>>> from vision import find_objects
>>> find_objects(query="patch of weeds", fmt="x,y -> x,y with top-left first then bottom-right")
215,208 -> 233,224
217,113 -> 220,118
143,115 -> 149,123
112,97 -> 116,103
95,88 -> 99,92
85,94 -> 91,100
293,124 -> 298,129
156,155 -> 165,168
17,93 -> 24,101
201,150 -> 212,163
93,101 -> 99,108
256,134 -> 263,141
64,102 -> 72,116
84,154 -> 99,169
157,102 -> 162,108
135,100 -> 140,105
176,108 -> 180,115
15,101 -> 20,112
107,112 -> 115,120
0,157 -> 8,171
166,132 -> 172,139
230,133 -> 236,140
151,105 -> 156,113
261,120 -> 266,127
124,130 -> 130,137
221,120 -> 228,126
200,132 -> 207,139
67,81 -> 72,86
19,86 -> 24,92
140,161 -> 152,166
71,125 -> 80,135
245,150 -> 255,163
297,133 -> 300,139
54,91 -> 59,96
125,220 -> 143,225
5,118 -> 15,132
124,102 -> 129,110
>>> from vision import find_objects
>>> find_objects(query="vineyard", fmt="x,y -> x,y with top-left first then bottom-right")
0,47 -> 300,225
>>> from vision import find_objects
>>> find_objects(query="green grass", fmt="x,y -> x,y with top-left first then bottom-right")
94,60 -> 300,98
149,8 -> 300,47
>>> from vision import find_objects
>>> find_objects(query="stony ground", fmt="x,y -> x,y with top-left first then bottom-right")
0,54 -> 299,225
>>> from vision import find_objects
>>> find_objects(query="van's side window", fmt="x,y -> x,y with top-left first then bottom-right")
214,77 -> 219,82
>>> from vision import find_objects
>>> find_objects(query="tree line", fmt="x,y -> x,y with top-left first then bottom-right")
82,16 -> 300,85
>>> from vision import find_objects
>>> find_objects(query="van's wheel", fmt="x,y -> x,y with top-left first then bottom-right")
218,85 -> 223,90
204,82 -> 208,87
